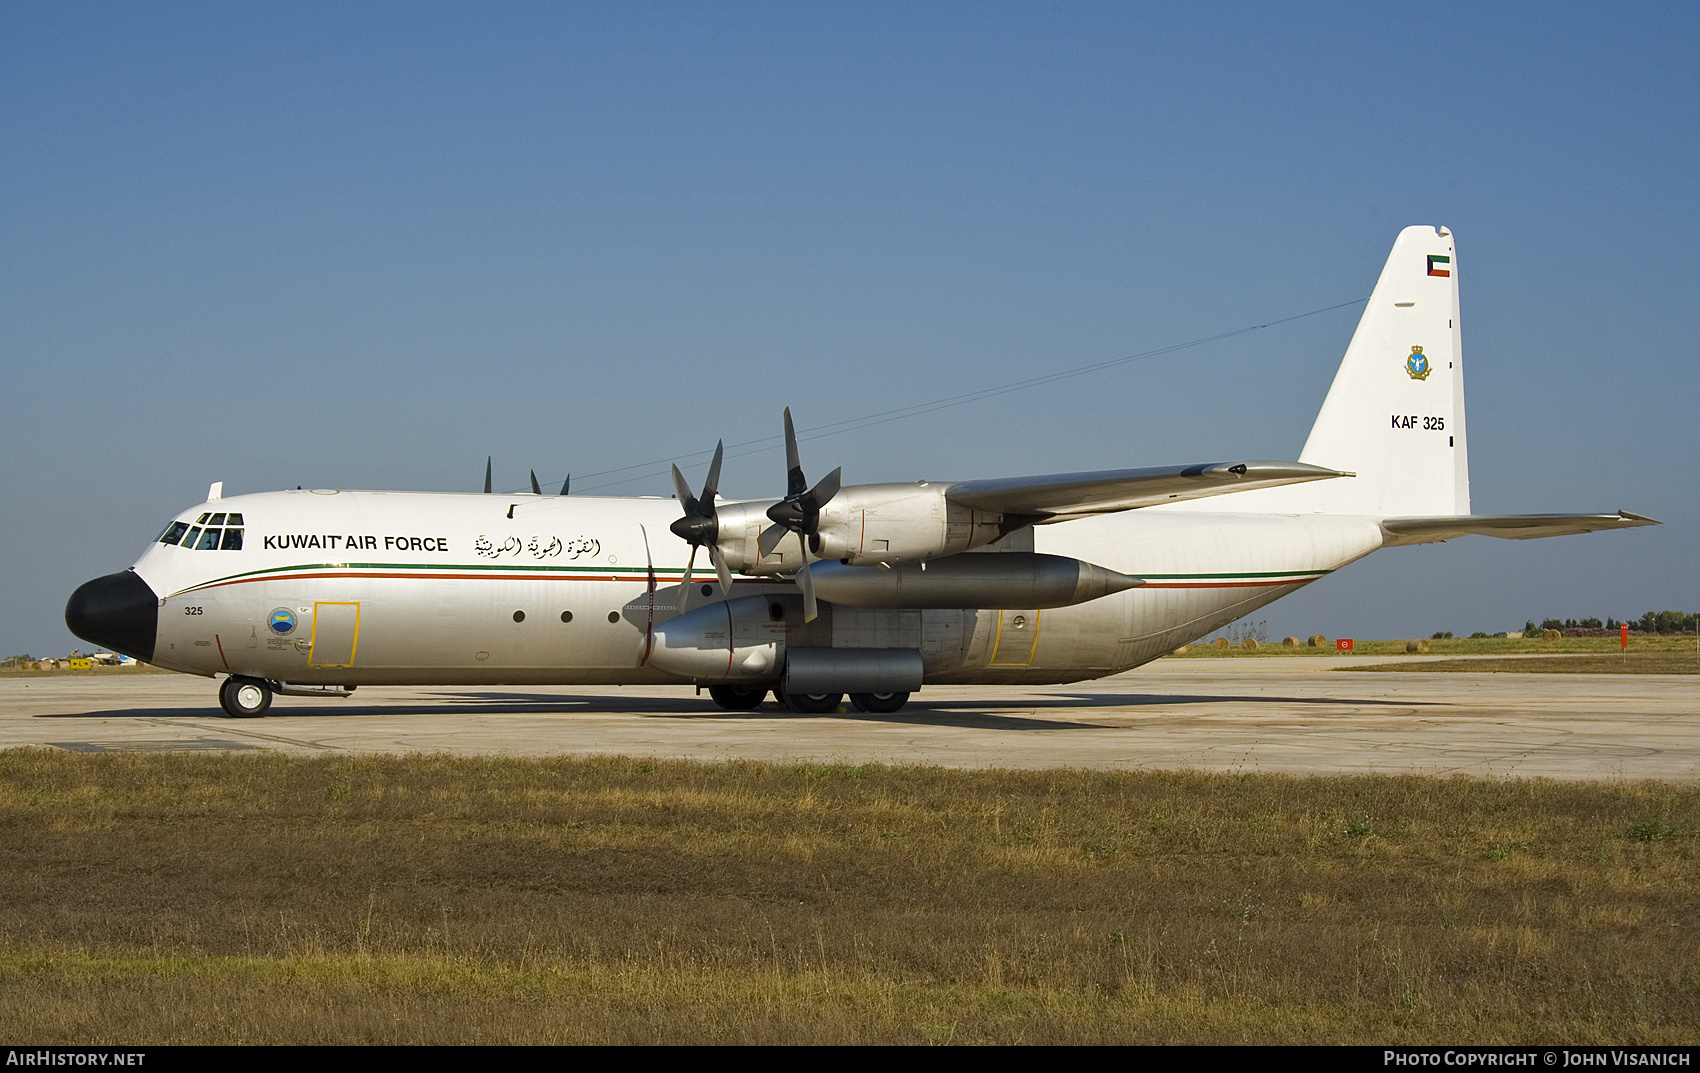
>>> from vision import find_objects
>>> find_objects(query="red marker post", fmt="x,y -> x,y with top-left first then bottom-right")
1621,623 -> 1629,649
1336,638 -> 1354,652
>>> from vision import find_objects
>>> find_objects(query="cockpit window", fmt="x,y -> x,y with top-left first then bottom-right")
196,514 -> 209,524
162,518 -> 245,550
208,513 -> 227,526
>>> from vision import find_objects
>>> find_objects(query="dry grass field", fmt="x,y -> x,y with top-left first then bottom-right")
1347,653 -> 1700,674
1176,636 -> 1700,660
0,749 -> 1694,1044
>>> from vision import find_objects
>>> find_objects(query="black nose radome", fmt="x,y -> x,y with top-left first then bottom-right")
65,570 -> 158,663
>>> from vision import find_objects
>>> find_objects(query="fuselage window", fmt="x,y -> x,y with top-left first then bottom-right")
221,528 -> 244,550
196,528 -> 222,550
182,526 -> 203,548
160,522 -> 190,546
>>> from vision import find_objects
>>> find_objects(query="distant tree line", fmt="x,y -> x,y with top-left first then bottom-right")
1522,611 -> 1698,635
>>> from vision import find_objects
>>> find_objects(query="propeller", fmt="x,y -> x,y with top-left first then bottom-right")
758,408 -> 841,622
483,457 -> 492,494
529,470 -> 542,495
560,474 -> 570,496
668,441 -> 733,610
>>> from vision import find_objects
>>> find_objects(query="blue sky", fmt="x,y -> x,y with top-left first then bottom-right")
2,1 -> 1695,658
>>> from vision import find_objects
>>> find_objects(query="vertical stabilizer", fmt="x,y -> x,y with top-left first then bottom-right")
1213,225 -> 1470,517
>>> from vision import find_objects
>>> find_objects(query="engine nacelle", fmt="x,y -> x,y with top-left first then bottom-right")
815,483 -> 1004,565
645,595 -> 785,682
713,484 -> 1005,573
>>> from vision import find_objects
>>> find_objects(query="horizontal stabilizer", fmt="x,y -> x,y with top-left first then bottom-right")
1380,511 -> 1659,547
945,460 -> 1350,521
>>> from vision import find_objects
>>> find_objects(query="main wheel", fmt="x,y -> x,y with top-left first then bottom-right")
708,685 -> 768,710
849,691 -> 909,714
780,690 -> 843,714
219,676 -> 272,718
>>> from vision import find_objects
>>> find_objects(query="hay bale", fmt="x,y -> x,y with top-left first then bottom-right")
1542,628 -> 1562,640
1213,637 -> 1230,651
1405,639 -> 1431,654
1308,634 -> 1327,647
1282,636 -> 1300,648
1171,646 -> 1188,656
1242,637 -> 1259,651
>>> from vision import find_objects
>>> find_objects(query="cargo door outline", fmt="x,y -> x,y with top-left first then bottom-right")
309,602 -> 360,668
988,609 -> 1040,666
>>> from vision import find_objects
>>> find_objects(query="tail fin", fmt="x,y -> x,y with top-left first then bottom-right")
1221,225 -> 1470,517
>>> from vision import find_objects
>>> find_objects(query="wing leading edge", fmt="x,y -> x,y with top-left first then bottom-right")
944,460 -> 1351,521
1380,511 -> 1659,547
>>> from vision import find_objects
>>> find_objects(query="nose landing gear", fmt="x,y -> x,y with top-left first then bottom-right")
219,676 -> 273,718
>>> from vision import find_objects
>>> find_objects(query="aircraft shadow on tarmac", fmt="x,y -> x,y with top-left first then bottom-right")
43,688 -> 1435,734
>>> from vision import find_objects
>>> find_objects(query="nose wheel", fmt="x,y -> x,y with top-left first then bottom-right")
219,676 -> 273,718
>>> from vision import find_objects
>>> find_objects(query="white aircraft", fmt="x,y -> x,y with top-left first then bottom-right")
66,226 -> 1655,718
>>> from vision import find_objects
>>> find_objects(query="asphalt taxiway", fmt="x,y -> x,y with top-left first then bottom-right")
4,657 -> 1695,780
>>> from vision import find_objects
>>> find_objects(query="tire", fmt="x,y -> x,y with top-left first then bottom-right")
219,676 -> 272,718
779,690 -> 843,714
708,685 -> 768,711
849,691 -> 909,714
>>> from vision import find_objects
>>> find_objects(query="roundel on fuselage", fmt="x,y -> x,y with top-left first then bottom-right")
268,608 -> 297,635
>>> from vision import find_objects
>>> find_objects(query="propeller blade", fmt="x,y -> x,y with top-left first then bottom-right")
670,464 -> 696,513
529,470 -> 542,495
795,531 -> 818,622
758,523 -> 787,558
678,544 -> 698,611
483,457 -> 492,494
782,408 -> 806,498
708,545 -> 733,593
560,474 -> 570,496
702,440 -> 724,506
806,466 -> 842,510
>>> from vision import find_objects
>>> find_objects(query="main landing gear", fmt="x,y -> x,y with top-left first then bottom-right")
848,692 -> 909,714
777,690 -> 842,714
707,685 -> 768,710
219,675 -> 273,718
708,688 -> 912,714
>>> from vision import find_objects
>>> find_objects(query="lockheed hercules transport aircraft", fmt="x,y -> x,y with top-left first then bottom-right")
67,227 -> 1655,718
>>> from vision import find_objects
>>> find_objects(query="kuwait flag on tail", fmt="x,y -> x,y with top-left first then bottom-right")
1427,254 -> 1452,277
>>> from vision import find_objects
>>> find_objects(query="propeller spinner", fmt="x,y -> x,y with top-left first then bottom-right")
758,408 -> 840,622
668,441 -> 733,610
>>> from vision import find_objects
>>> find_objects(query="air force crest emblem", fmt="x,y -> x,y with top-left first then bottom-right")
268,608 -> 297,635
1405,345 -> 1431,381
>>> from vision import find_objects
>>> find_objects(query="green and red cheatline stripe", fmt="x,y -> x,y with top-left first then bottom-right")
175,563 -> 1330,597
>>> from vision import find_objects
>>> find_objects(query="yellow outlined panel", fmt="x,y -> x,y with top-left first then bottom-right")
308,601 -> 360,668
988,609 -> 1040,666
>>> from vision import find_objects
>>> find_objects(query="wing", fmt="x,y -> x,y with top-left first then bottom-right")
1380,511 -> 1659,546
942,460 -> 1351,521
